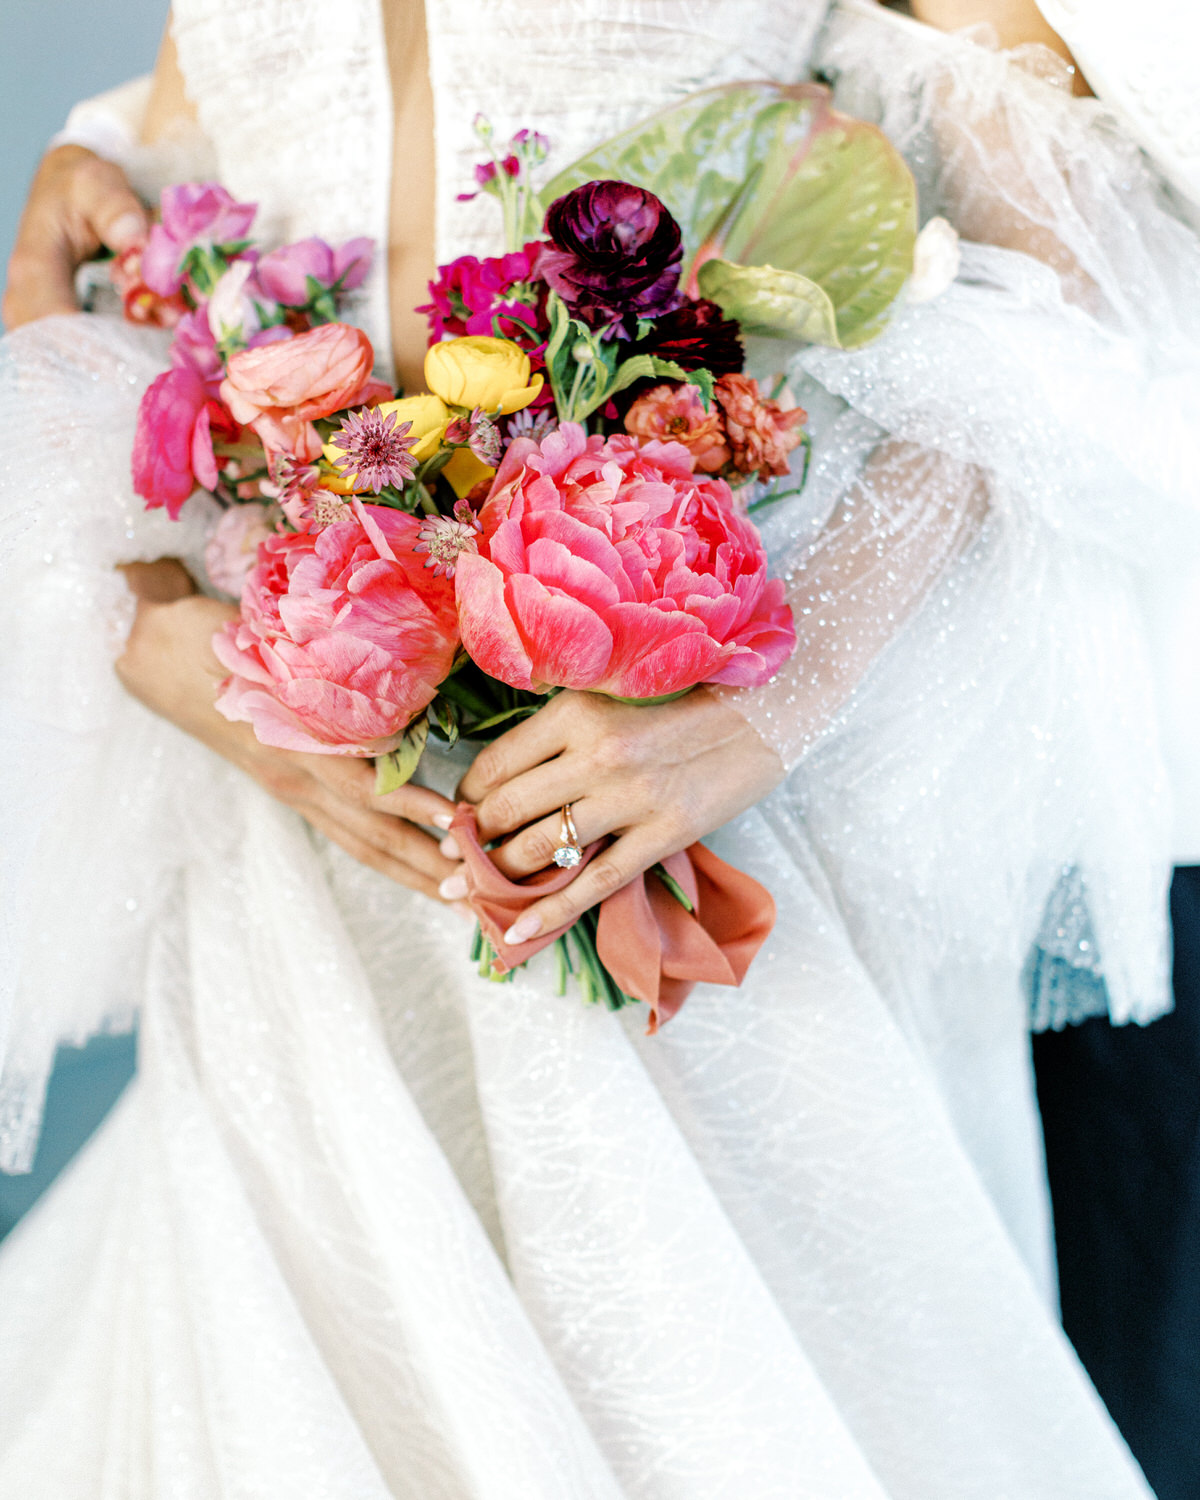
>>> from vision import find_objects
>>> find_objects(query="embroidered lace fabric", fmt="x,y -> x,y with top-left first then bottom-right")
0,1 -> 1186,1495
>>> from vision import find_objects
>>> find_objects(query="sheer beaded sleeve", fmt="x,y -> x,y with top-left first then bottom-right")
720,440 -> 988,772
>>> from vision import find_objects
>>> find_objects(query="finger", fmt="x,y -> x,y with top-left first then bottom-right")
456,694 -> 575,804
318,795 -> 461,885
501,825 -> 674,945
472,753 -> 593,844
3,225 -> 79,327
301,805 -> 444,900
308,752 -> 457,830
487,796 -> 616,880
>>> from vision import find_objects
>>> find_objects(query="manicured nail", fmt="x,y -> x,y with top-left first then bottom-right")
503,912 -> 542,945
439,833 -> 461,860
452,901 -> 474,925
106,211 -> 146,250
432,812 -> 454,831
439,873 -> 468,901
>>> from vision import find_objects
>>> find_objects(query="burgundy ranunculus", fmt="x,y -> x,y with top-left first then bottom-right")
629,298 -> 744,376
541,180 -> 684,337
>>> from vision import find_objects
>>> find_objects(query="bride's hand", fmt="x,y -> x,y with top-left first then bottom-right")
114,562 -> 461,900
443,689 -> 784,943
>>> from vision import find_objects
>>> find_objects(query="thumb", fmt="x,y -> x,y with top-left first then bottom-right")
97,197 -> 150,254
72,158 -> 149,254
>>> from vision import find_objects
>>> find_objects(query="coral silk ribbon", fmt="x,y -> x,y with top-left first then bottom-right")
449,806 -> 775,1032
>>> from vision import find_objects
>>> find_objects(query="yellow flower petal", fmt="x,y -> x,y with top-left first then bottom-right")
444,447 -> 496,499
496,372 -> 544,416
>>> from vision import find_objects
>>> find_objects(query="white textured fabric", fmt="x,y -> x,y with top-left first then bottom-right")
0,1 -> 1176,1495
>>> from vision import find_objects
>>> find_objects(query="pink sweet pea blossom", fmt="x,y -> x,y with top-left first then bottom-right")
132,367 -> 238,517
170,308 -> 225,390
212,504 -> 459,755
256,236 -> 374,306
142,183 -> 257,297
219,322 -> 384,461
455,423 -> 796,699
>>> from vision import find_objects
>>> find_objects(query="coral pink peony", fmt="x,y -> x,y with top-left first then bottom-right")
132,367 -> 238,517
219,322 -> 383,461
623,383 -> 731,473
714,373 -> 807,481
212,503 -> 459,754
454,422 -> 795,699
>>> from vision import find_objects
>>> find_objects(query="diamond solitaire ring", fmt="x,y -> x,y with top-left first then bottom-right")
553,804 -> 582,868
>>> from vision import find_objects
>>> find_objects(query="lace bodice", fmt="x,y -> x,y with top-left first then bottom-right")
170,0 -> 834,367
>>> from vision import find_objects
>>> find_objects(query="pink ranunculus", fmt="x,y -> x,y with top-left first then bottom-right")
170,308 -> 225,389
219,322 -> 379,461
132,367 -> 237,518
256,236 -> 374,306
212,504 -> 460,754
455,422 -> 796,699
204,501 -> 281,597
141,183 -> 258,297
624,382 -> 731,474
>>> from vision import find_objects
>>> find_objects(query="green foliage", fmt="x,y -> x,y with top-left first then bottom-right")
373,716 -> 429,795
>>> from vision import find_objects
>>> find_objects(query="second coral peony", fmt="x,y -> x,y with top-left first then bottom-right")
454,422 -> 795,699
213,504 -> 459,755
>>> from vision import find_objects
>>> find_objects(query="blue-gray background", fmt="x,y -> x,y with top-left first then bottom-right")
0,0 -> 167,1237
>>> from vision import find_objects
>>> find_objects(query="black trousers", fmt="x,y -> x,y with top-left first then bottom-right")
1034,867 -> 1200,1500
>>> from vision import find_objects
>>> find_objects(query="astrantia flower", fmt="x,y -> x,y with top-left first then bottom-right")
629,298 -> 743,376
328,406 -> 418,492
445,407 -> 503,467
298,490 -> 354,531
541,180 -> 684,337
268,452 -> 321,507
414,501 -> 483,578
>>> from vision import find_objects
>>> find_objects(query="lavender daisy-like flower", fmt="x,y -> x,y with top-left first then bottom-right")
506,406 -> 558,444
329,407 -> 418,493
413,500 -> 483,578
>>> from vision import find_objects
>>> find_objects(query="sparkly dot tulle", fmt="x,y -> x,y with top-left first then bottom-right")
0,1 -> 1190,1495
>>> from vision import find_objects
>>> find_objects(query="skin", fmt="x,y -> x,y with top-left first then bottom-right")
0,0 -> 1085,921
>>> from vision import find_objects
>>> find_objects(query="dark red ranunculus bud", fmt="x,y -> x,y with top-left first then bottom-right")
629,297 -> 744,376
541,180 -> 684,337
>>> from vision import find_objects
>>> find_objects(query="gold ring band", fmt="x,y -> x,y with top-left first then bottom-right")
553,803 -> 582,869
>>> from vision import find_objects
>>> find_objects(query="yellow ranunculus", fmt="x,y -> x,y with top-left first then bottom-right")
443,446 -> 495,500
321,394 -> 451,490
424,336 -> 544,416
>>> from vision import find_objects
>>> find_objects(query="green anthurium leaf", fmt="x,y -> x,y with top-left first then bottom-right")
697,259 -> 841,346
373,716 -> 428,796
546,82 -> 916,349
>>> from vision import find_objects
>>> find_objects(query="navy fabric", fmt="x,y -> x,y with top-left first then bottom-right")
1035,867 -> 1200,1500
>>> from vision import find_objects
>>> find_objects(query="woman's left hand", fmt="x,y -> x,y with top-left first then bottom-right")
441,688 -> 784,945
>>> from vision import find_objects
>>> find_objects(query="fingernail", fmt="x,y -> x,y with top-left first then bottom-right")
107,211 -> 146,250
439,833 -> 461,860
439,872 -> 468,901
452,901 -> 474,925
432,812 -> 454,831
503,912 -> 542,945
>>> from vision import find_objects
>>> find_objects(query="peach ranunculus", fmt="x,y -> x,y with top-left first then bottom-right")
623,382 -> 731,473
713,373 -> 807,481
454,422 -> 796,700
213,503 -> 459,755
219,322 -> 389,462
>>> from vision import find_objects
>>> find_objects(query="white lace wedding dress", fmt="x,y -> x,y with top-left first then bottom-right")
1,0 -> 1196,1494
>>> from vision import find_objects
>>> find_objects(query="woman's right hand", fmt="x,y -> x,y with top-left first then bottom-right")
2,147 -> 148,330
115,563 -> 462,901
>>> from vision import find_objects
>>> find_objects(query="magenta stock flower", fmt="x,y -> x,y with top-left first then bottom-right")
541,181 -> 683,337
328,407 -> 418,491
142,183 -> 257,297
256,236 -> 374,307
454,423 -> 796,699
132,367 -> 238,517
213,504 -> 460,755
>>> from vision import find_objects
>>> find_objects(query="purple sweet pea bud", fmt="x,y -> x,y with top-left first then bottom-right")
332,236 -> 374,292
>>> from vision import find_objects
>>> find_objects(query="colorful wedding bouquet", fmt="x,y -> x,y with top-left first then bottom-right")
122,87 -> 917,1028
